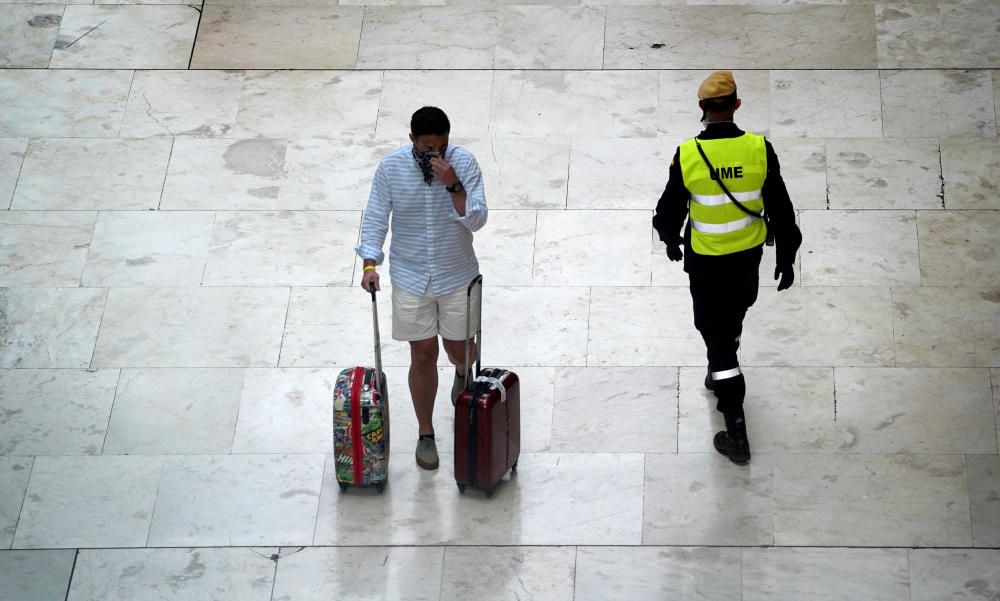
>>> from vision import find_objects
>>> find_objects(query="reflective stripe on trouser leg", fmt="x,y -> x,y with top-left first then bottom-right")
711,367 -> 742,381
688,271 -> 755,415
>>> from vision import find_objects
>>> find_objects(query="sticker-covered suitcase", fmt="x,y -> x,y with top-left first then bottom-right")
333,285 -> 389,493
454,275 -> 520,498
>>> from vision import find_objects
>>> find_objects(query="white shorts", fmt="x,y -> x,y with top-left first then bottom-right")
391,284 -> 481,342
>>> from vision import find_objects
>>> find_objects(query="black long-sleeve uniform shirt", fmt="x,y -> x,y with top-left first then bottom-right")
652,122 -> 802,276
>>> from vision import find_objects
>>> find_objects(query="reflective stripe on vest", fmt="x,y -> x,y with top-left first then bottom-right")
691,215 -> 758,234
691,189 -> 763,207
680,133 -> 768,256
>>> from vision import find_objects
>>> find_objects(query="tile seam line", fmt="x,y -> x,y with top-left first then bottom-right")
22,449 -> 983,456
155,138 -> 174,210
584,286 -> 592,367
22,543 -> 1000,552
738,547 -> 744,601
186,0 -> 205,70
86,287 -> 111,369
600,4 -> 607,71
198,211 -> 216,286
879,68 -> 886,138
674,366 -> 680,454
571,544 -> 579,601
45,5 -> 69,69
11,67 -> 1000,73
97,368 -> 123,454
273,286 -> 292,369
268,545 -> 280,601
1,364 -> 938,369
906,548 -> 914,601
309,454 -> 327,545
63,549 -> 79,601
226,356 -> 248,453
4,138 -> 29,211
142,459 -> 168,547
438,547 -> 447,601
114,69 -> 137,138
4,208 -> 990,214
962,453 -> 975,547
7,457 -> 36,551
371,67 -> 386,141
353,5 -> 365,69
640,451 -> 647,545
992,369 -> 999,454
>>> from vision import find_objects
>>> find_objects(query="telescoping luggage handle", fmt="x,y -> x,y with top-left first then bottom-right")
368,283 -> 384,394
463,275 -> 484,385
461,275 -> 509,403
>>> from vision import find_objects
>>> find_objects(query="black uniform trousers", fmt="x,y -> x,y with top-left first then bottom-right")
688,252 -> 761,415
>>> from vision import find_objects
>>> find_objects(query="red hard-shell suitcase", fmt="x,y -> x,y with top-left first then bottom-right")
453,275 -> 521,497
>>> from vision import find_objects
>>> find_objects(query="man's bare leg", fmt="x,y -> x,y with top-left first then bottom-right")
409,337 -> 440,470
409,337 -> 439,436
443,338 -> 476,402
442,338 -> 477,378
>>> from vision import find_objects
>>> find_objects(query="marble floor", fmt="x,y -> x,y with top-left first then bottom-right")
1,0 -> 1000,599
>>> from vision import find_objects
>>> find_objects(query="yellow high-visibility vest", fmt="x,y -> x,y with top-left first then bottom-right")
680,133 -> 768,256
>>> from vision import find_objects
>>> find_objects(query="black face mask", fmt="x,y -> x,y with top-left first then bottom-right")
413,146 -> 446,185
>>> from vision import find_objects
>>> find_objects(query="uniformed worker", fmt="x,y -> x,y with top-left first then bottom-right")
653,71 -> 802,465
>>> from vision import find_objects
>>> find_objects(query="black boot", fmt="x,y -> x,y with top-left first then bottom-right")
714,411 -> 750,465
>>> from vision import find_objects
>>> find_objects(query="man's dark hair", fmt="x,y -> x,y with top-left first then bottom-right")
702,92 -> 738,114
410,106 -> 451,137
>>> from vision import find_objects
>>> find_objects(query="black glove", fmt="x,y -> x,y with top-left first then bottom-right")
665,242 -> 683,262
774,264 -> 794,291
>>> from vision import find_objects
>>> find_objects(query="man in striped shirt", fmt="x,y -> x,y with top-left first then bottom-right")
357,107 -> 488,471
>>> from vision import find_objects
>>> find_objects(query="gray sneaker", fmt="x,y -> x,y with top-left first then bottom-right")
415,437 -> 439,470
452,370 -> 468,404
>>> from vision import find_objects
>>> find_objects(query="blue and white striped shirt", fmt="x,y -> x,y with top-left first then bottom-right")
355,145 -> 488,297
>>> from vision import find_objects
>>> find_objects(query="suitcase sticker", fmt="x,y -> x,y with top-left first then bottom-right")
334,366 -> 388,491
332,282 -> 390,494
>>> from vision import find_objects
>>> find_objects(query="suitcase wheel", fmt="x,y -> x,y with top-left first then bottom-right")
457,484 -> 466,494
338,482 -> 349,493
375,483 -> 385,494
484,487 -> 495,498
511,461 -> 518,474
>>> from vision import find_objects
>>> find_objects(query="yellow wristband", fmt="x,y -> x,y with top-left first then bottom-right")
363,265 -> 376,272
